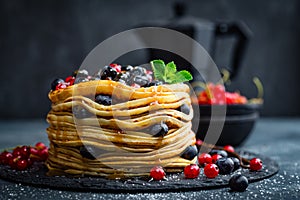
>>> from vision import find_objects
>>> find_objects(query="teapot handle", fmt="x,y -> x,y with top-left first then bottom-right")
214,21 -> 252,79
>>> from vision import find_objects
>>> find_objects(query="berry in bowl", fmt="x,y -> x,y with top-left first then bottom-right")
192,80 -> 263,147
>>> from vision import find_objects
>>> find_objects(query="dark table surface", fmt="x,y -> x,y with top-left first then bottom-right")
0,118 -> 299,200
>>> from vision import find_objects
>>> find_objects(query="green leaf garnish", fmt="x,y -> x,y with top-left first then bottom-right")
150,60 -> 193,84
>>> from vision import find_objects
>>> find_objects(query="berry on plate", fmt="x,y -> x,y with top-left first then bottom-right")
223,145 -> 235,153
209,149 -> 228,158
198,153 -> 212,166
204,163 -> 219,178
184,164 -> 200,179
211,154 -> 222,163
0,151 -> 13,165
35,142 -> 47,151
16,159 -> 29,171
230,157 -> 241,171
249,158 -> 263,171
195,139 -> 203,146
229,174 -> 249,192
0,142 -> 48,170
216,157 -> 234,175
150,166 -> 165,181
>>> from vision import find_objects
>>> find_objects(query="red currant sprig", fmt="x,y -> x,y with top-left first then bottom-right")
0,142 -> 48,171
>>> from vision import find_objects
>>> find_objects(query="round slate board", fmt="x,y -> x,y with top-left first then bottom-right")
0,151 -> 279,193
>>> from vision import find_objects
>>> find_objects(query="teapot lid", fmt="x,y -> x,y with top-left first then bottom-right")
137,1 -> 215,31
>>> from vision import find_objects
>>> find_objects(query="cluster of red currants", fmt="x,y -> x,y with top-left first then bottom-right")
0,142 -> 48,171
197,83 -> 247,105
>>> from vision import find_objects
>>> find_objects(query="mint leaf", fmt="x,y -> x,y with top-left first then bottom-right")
165,73 -> 177,83
165,61 -> 178,83
165,61 -> 177,75
171,70 -> 193,84
151,60 -> 166,81
150,60 -> 193,84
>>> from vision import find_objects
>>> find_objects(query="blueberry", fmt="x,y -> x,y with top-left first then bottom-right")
181,145 -> 198,160
95,95 -> 112,106
114,72 -> 129,82
231,157 -> 240,171
100,66 -> 117,80
73,106 -> 93,119
177,103 -> 190,115
51,78 -> 64,90
121,65 -> 133,71
147,122 -> 169,137
209,149 -> 228,158
131,66 -> 146,76
73,69 -> 89,78
80,146 -> 97,159
229,174 -> 249,192
74,77 -> 89,84
133,75 -> 149,87
216,157 -> 234,174
147,80 -> 163,87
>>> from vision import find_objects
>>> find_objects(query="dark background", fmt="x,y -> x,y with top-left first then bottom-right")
0,0 -> 299,119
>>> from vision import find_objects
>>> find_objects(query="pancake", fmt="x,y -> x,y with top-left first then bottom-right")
46,70 -> 197,178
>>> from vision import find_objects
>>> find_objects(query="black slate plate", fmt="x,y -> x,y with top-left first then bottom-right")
0,151 -> 279,193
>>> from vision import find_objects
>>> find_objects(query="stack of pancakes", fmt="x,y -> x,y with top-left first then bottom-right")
46,80 -> 196,177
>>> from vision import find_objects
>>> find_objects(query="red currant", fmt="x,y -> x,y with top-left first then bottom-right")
65,76 -> 75,86
150,166 -> 165,181
38,148 -> 49,161
250,158 -> 263,171
35,142 -> 47,151
30,147 -> 39,156
195,139 -> 203,146
206,83 -> 226,105
184,164 -> 200,179
19,146 -> 30,158
9,156 -> 20,169
204,163 -> 219,178
225,92 -> 236,104
224,145 -> 235,153
12,147 -> 22,157
131,83 -> 141,88
198,153 -> 212,166
109,64 -> 121,72
16,159 -> 29,171
56,83 -> 67,90
211,154 -> 222,163
0,151 -> 13,165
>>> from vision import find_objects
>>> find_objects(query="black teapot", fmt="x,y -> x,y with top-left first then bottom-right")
140,2 -> 252,80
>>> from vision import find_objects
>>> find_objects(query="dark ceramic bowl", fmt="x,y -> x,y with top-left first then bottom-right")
192,103 -> 262,147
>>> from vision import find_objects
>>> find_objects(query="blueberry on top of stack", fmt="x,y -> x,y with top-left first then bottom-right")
51,63 -> 164,91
